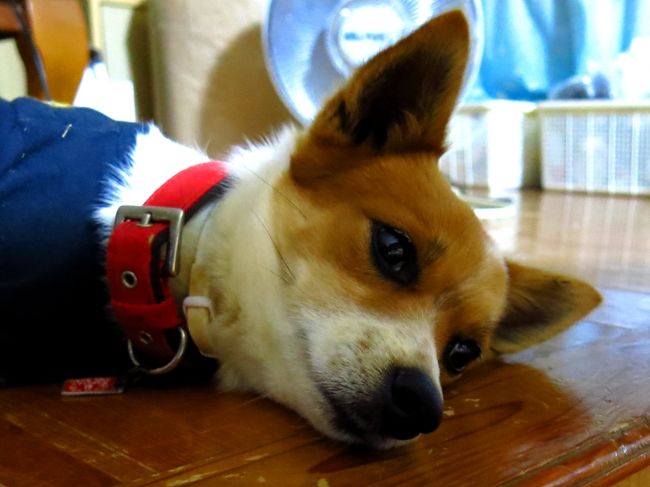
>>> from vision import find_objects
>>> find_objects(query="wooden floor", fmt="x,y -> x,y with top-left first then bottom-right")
1,190 -> 649,486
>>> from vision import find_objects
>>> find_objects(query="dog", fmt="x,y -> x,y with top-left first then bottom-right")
0,11 -> 600,448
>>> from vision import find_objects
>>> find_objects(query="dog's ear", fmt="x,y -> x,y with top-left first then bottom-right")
291,10 -> 469,183
490,261 -> 602,354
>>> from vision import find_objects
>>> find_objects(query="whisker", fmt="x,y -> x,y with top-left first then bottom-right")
262,266 -> 293,285
240,165 -> 307,220
251,210 -> 296,283
232,394 -> 273,410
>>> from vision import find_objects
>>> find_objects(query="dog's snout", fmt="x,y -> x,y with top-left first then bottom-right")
380,367 -> 443,440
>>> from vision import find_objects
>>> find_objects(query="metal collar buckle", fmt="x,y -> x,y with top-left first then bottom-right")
127,327 -> 188,375
114,205 -> 185,276
114,205 -> 186,374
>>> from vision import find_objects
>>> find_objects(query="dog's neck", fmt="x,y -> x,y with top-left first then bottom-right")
168,126 -> 303,388
98,124 -> 301,371
168,127 -> 300,307
168,202 -> 216,302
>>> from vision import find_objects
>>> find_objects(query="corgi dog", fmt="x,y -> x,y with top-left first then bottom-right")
0,11 -> 600,448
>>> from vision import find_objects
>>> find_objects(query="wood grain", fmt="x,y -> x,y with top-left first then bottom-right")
614,466 -> 650,487
0,190 -> 648,486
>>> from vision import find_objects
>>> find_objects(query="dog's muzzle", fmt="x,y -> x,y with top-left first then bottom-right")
327,366 -> 443,442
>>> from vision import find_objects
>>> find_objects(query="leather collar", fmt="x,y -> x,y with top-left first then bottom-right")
106,162 -> 229,376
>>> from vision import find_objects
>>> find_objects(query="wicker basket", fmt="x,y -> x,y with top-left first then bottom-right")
440,101 -> 539,192
539,101 -> 650,195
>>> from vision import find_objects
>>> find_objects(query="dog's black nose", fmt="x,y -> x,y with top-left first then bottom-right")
379,367 -> 443,440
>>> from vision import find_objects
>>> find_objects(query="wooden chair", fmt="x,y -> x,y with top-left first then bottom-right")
0,0 -> 89,104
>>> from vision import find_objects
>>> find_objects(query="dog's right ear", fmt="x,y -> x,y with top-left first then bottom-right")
291,9 -> 470,183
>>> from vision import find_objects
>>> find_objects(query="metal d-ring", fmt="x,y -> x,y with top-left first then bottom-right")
127,328 -> 188,375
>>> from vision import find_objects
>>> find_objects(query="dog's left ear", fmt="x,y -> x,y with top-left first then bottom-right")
292,10 -> 469,183
491,261 -> 602,354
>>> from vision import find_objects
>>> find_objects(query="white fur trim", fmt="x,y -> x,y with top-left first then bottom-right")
94,125 -> 210,234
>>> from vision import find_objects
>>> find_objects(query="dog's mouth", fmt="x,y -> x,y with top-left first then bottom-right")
319,367 -> 444,447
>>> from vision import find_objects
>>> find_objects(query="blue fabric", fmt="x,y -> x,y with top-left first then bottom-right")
468,0 -> 650,100
0,97 -> 147,286
0,97 -> 148,384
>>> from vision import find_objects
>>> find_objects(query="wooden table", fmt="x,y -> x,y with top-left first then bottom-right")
1,190 -> 649,486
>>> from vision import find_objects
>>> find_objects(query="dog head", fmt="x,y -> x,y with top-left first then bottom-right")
204,10 -> 601,448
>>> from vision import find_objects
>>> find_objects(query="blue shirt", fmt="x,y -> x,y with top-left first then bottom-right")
0,97 -> 149,384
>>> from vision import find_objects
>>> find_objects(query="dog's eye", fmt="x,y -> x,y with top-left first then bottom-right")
371,222 -> 418,285
444,339 -> 482,374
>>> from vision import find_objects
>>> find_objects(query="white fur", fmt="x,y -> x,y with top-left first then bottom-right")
185,127 -> 343,436
95,125 -> 211,231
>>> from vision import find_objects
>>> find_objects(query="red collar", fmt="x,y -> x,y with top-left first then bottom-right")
106,162 -> 229,376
